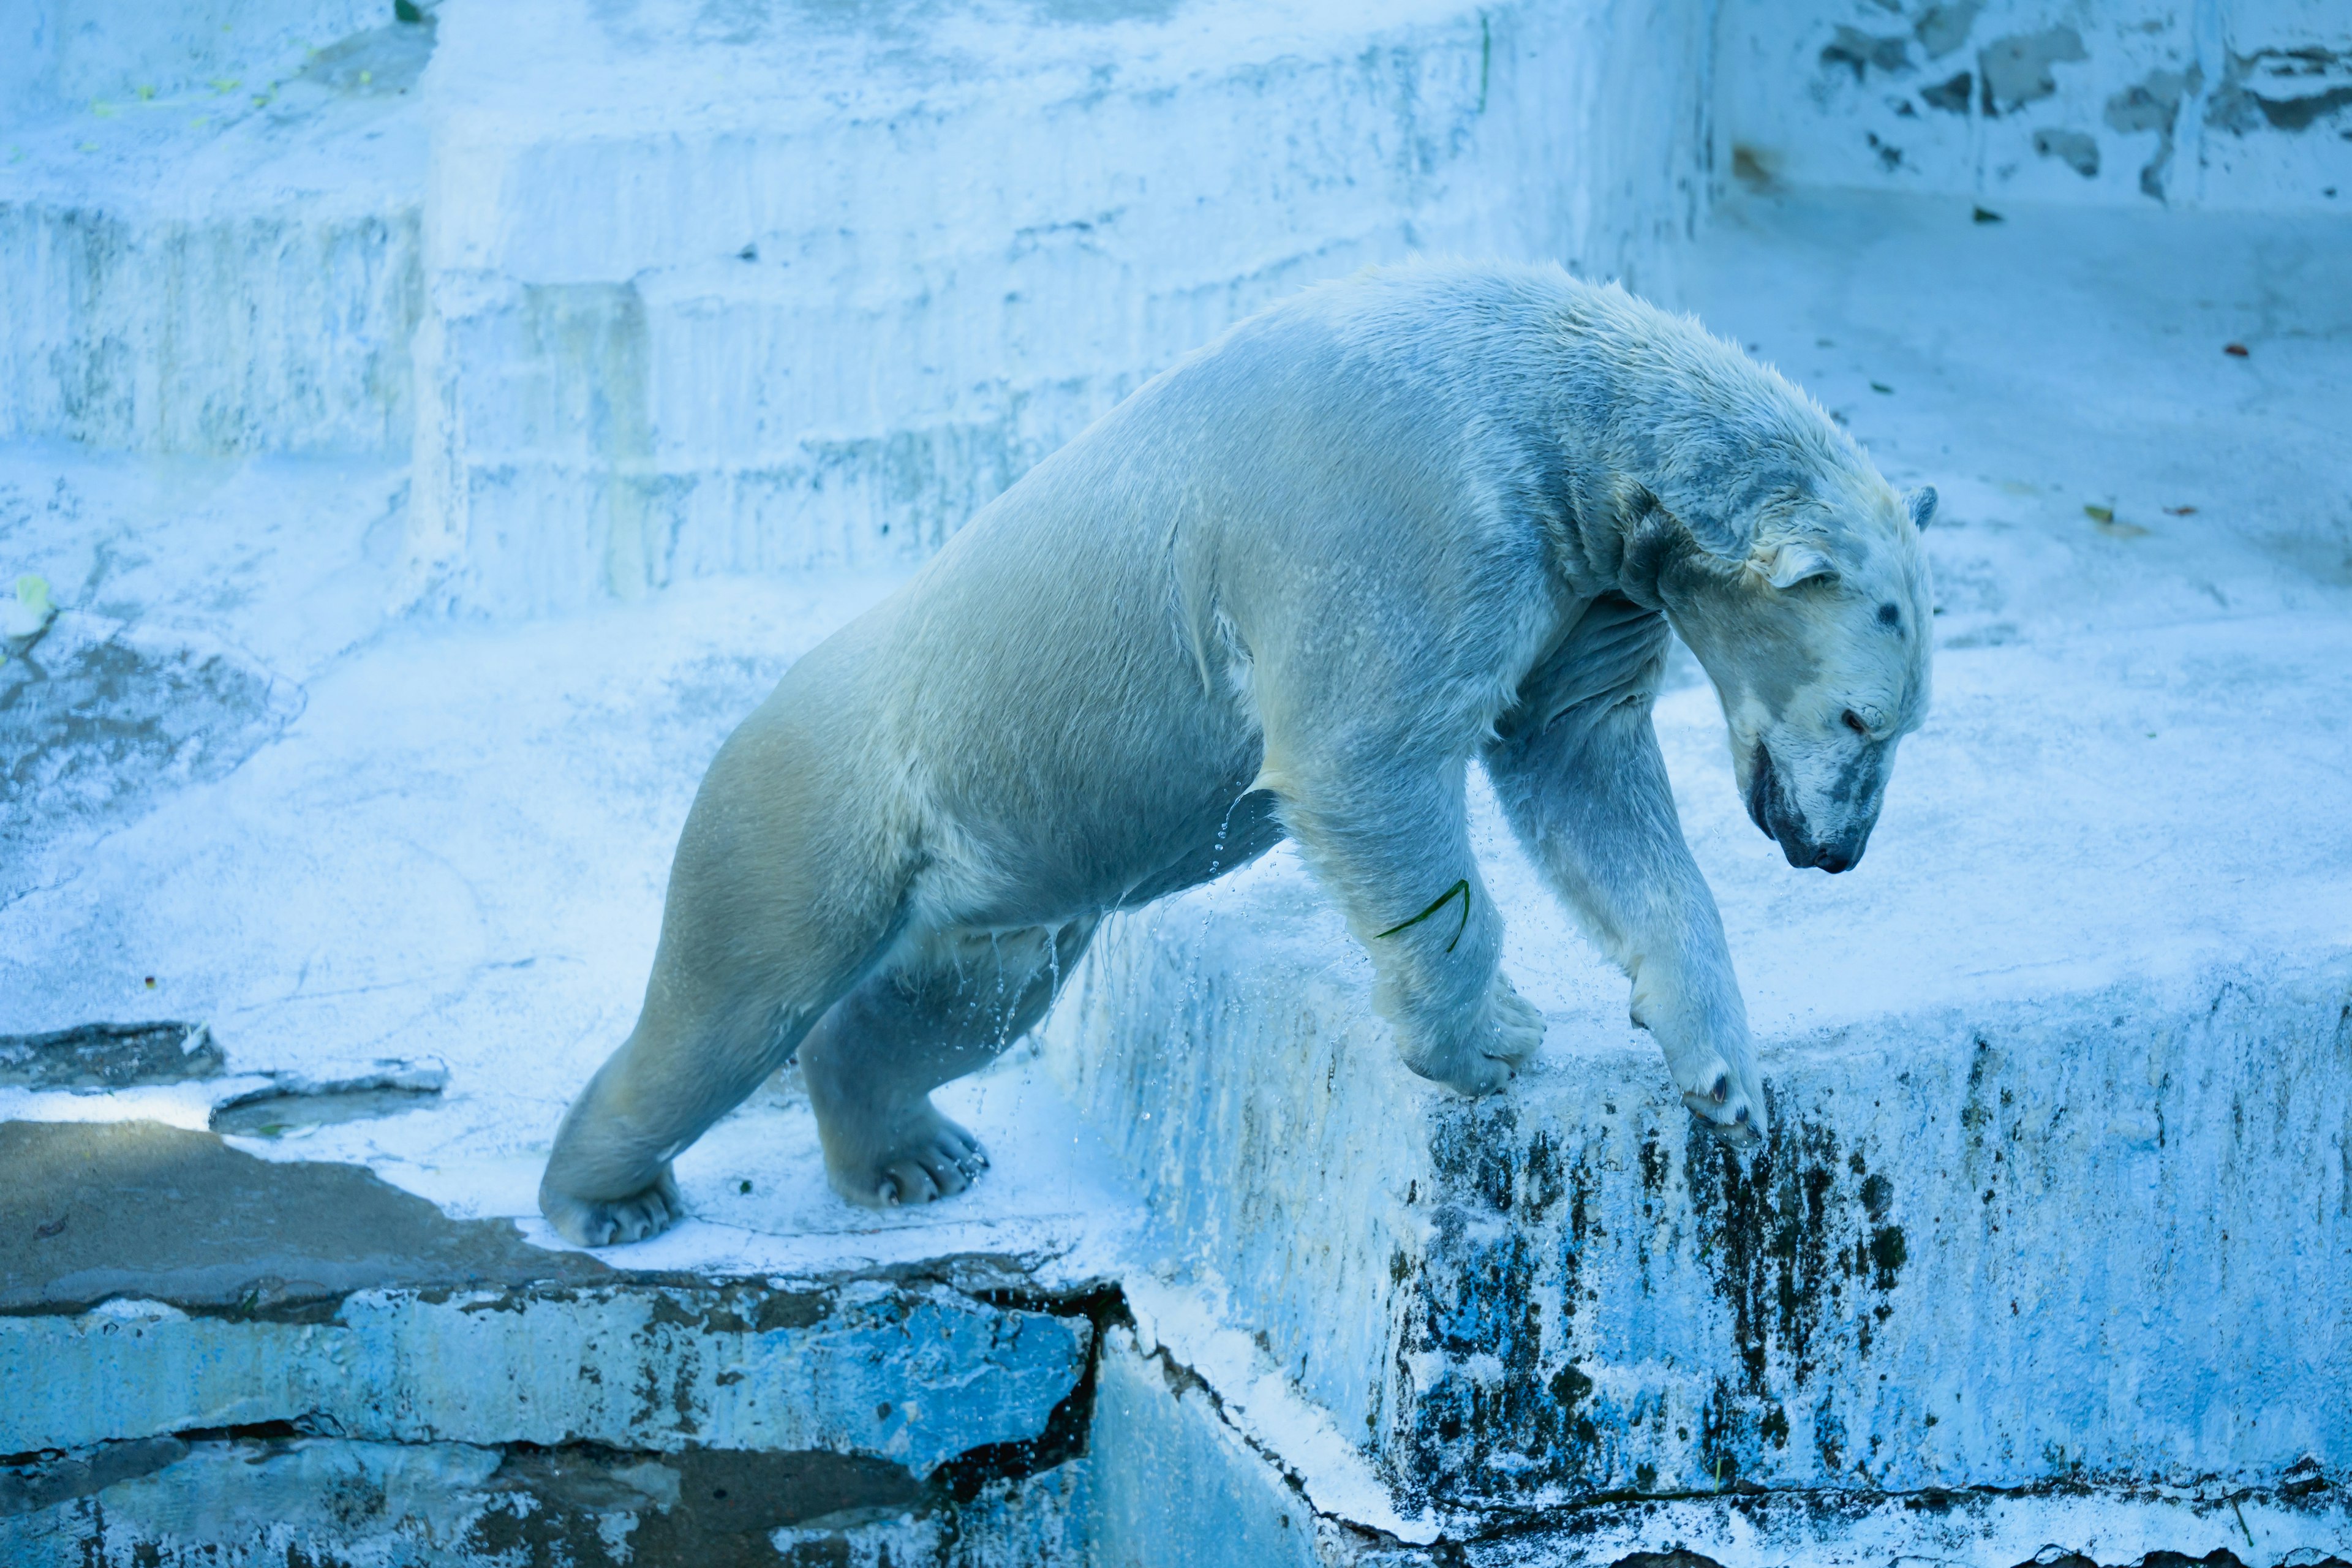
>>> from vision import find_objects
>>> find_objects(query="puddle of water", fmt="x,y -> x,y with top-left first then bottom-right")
208,1083 -> 442,1136
206,1059 -> 449,1136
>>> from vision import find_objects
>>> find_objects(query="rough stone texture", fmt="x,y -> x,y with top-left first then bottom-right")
5,1284 -> 1090,1470
0,37 -> 429,456
1716,0 -> 2351,209
1085,1328 -> 2351,1565
1,611 -> 306,875
0,1123 -> 1093,1480
0,1119 -> 1102,1562
1055,927 -> 2352,1509
0,1022 -> 222,1091
0,0 -> 1719,610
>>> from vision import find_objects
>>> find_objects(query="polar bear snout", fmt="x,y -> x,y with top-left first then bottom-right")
1746,741 -> 1873,874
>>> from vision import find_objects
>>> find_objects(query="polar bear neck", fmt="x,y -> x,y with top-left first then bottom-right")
1549,286 -> 1875,602
1312,262 -> 1877,608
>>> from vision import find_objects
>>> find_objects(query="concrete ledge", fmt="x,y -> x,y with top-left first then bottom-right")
0,1120 -> 1096,1471
0,1119 -> 1106,1564
1042,592 -> 2352,1528
1088,1325 -> 2352,1567
1053,916 -> 2352,1510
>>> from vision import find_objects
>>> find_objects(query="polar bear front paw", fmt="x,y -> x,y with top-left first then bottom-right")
1397,973 -> 1547,1096
1680,1058 -> 1767,1147
539,1164 -> 684,1248
822,1101 -> 989,1210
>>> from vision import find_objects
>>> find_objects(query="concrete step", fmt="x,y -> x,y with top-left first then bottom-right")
1048,812 -> 2352,1507
1088,1325 -> 2352,1567
0,1120 -> 1101,1565
4,0 -> 1712,617
0,17 -> 432,458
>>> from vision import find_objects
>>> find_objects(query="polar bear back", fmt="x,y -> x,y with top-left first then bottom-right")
830,270 -> 1578,921
778,262 -> 1846,930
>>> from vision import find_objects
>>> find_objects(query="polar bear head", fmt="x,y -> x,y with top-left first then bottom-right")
1663,475 -> 1936,875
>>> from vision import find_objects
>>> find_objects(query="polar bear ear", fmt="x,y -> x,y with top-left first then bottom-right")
1904,486 -> 1938,530
1752,539 -> 1837,589
1675,501 -> 1753,563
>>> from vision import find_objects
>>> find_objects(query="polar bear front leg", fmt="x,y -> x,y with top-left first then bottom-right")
1277,756 -> 1542,1096
1485,680 -> 1768,1144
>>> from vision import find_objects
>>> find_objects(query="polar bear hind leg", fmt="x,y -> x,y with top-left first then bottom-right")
799,918 -> 1099,1208
537,906 -> 893,1246
540,672 -> 912,1247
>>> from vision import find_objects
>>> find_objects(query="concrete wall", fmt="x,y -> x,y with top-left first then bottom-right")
1716,0 -> 2352,207
1,0 -> 1716,617
0,5 -> 431,459
402,0 -> 1715,614
1046,880 -> 2352,1512
8,0 -> 2343,624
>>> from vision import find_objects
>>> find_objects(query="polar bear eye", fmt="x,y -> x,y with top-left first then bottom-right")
1841,709 -> 1870,737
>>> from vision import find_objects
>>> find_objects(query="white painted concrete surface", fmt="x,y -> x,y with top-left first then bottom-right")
1,0 -> 1713,614
405,0 -> 1708,613
0,19 -> 428,455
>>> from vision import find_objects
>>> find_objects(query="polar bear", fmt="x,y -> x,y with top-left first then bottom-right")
539,261 -> 1935,1246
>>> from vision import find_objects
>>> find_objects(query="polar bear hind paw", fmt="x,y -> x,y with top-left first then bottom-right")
827,1106 -> 989,1210
540,1165 -> 684,1248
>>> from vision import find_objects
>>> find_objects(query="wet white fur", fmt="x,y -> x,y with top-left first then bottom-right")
538,260 -> 1934,1246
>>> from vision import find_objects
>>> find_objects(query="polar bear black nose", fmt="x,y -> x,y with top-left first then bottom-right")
1814,845 -> 1853,873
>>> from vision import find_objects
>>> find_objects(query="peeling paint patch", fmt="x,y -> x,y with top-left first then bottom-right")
1822,26 -> 1912,83
0,1434 -> 1090,1566
2211,49 -> 2352,135
1912,0 -> 1981,62
0,1021 -> 221,1090
0,612 -> 306,884
1920,72 -> 1972,115
2105,67 -> 2202,201
1977,27 -> 2087,116
2034,127 -> 2101,178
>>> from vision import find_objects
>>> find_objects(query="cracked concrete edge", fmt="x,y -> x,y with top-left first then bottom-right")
0,1432 -> 1095,1567
1097,1324 -> 2352,1568
0,1117 -> 1110,1316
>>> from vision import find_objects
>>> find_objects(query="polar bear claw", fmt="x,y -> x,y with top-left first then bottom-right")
540,1165 -> 681,1249
841,1106 -> 989,1210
